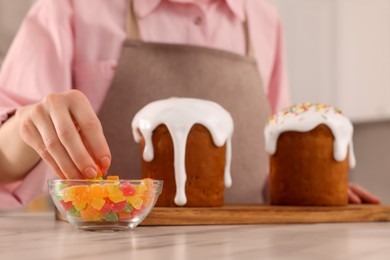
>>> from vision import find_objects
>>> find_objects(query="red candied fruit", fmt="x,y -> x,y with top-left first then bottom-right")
112,200 -> 128,213
120,183 -> 137,196
100,200 -> 113,215
60,200 -> 73,211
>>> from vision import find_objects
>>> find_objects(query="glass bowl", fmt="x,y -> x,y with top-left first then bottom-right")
48,179 -> 163,231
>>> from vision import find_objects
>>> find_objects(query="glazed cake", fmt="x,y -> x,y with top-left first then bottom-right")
131,98 -> 234,207
264,103 -> 356,206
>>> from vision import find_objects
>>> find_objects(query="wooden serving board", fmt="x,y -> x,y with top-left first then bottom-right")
141,204 -> 390,226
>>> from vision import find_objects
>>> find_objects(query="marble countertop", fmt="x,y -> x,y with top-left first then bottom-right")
1,211 -> 390,260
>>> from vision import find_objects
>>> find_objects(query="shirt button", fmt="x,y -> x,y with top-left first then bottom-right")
194,16 -> 203,26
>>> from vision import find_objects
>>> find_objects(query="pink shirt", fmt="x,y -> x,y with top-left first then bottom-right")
0,0 -> 289,208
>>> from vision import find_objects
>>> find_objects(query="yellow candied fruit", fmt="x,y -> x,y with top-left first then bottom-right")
134,182 -> 147,195
62,187 -> 76,202
73,200 -> 87,211
90,197 -> 106,210
106,184 -> 121,195
127,196 -> 143,210
104,183 -> 125,202
109,194 -> 126,203
90,184 -> 104,199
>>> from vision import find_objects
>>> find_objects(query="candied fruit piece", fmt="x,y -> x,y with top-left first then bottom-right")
124,203 -> 133,212
73,200 -> 87,211
118,211 -> 132,220
112,200 -> 128,213
80,205 -> 101,221
102,211 -> 118,222
68,206 -> 81,217
100,201 -> 113,215
109,195 -> 126,203
107,176 -> 119,181
80,189 -> 92,204
134,182 -> 148,195
120,183 -> 136,196
62,187 -> 76,202
91,197 -> 106,210
60,200 -> 73,211
127,196 -> 143,210
96,169 -> 103,178
74,185 -> 89,201
90,184 -> 104,199
106,184 -> 126,202
141,195 -> 153,207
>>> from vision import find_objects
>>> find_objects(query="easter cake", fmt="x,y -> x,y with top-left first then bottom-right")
131,98 -> 234,207
264,103 -> 356,206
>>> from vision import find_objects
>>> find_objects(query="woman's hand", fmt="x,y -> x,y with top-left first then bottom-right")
16,90 -> 111,179
348,183 -> 381,204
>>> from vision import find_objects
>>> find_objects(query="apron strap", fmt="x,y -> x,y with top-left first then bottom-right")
126,0 -> 254,56
127,0 -> 141,40
243,13 -> 254,58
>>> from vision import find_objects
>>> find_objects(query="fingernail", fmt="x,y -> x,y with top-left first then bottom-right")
100,156 -> 111,171
84,166 -> 97,179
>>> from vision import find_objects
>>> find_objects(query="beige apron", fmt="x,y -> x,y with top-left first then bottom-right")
98,1 -> 270,204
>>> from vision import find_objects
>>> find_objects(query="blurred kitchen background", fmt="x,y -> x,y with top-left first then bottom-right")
0,0 -> 389,205
269,0 -> 390,204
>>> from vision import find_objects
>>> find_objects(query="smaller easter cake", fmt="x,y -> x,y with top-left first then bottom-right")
264,103 -> 356,206
132,97 -> 234,207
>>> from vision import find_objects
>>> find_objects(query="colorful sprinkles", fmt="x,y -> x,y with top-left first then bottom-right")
268,102 -> 344,124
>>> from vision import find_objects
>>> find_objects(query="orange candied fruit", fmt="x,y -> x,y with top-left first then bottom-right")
107,175 -> 120,181
96,169 -> 103,178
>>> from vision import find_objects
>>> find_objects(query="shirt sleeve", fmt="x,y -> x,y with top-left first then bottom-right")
267,18 -> 290,114
0,0 -> 74,208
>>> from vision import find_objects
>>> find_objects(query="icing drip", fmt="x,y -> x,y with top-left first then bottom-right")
132,97 -> 234,206
264,103 -> 356,168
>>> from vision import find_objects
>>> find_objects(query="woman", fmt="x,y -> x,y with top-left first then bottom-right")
0,0 -> 379,207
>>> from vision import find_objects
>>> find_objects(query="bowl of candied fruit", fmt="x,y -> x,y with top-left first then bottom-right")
48,176 -> 163,231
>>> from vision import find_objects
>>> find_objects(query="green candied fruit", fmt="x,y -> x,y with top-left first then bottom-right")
124,203 -> 133,212
102,211 -> 119,222
68,206 -> 81,217
55,184 -> 69,200
58,184 -> 69,190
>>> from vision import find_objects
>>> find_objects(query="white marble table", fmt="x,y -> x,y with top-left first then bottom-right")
1,211 -> 390,260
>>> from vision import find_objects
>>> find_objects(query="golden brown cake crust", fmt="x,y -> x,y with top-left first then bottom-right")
140,124 -> 226,207
269,124 -> 349,206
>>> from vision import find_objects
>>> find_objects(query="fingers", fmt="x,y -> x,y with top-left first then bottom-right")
30,103 -> 84,179
349,183 -> 381,204
68,91 -> 111,174
19,90 -> 111,179
48,98 -> 100,178
19,114 -> 66,179
348,187 -> 362,204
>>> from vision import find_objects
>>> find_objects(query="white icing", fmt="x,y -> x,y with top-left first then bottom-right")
131,97 -> 234,206
264,103 -> 356,168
